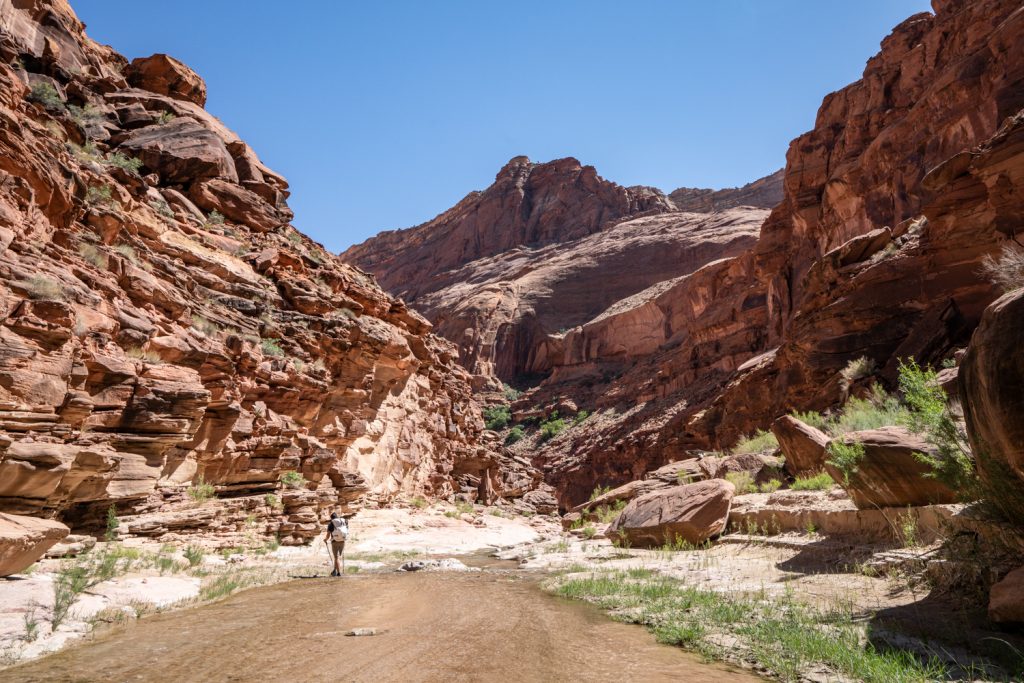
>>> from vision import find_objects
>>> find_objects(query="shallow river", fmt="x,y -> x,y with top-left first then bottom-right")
2,570 -> 760,682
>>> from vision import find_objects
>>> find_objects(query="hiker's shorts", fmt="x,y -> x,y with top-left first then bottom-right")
330,540 -> 345,557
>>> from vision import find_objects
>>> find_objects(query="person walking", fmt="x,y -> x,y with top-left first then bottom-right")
324,512 -> 349,577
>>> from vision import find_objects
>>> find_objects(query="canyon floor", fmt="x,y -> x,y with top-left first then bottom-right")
2,500 -> 1021,681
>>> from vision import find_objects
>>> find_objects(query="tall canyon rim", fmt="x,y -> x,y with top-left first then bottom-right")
1,0 -> 1024,676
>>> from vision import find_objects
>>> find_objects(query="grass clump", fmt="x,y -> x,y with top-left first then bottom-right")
191,314 -> 223,337
187,476 -> 215,503
840,355 -> 876,386
483,404 -> 510,430
105,151 -> 142,173
86,184 -> 113,206
27,81 -> 64,111
827,387 -> 909,436
724,471 -> 756,494
539,412 -> 567,442
264,493 -> 282,510
410,496 -> 428,509
551,572 -> 947,683
125,346 -> 162,363
114,243 -> 138,264
260,338 -> 284,357
791,410 -> 828,430
504,425 -> 525,445
205,210 -> 225,226
594,499 -> 626,523
732,429 -> 779,454
183,545 -> 203,567
980,245 -> 1024,293
758,479 -> 782,493
279,470 -> 305,489
791,472 -> 835,491
156,110 -> 176,124
19,275 -> 65,301
51,548 -> 131,628
104,504 -> 119,542
78,242 -> 108,269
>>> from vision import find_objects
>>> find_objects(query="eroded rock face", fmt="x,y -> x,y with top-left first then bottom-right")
668,169 -> 783,213
0,513 -> 69,576
824,427 -> 957,509
608,479 -> 734,547
0,0 -> 526,544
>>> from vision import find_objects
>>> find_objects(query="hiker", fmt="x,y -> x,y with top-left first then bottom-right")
324,511 -> 349,577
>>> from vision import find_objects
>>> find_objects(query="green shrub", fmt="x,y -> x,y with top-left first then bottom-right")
105,151 -> 142,173
156,111 -> 176,124
732,429 -> 779,454
263,493 -> 282,510
896,358 -> 976,494
19,275 -> 65,300
410,496 -> 427,509
504,425 -> 525,445
86,184 -> 113,206
205,210 -> 225,226
78,243 -> 108,269
791,472 -> 835,491
104,504 -> 119,542
68,103 -> 103,127
280,470 -> 305,489
539,412 -> 567,442
149,199 -> 175,218
573,409 -> 590,425
261,338 -> 284,357
183,545 -> 203,567
187,476 -> 215,503
483,405 -> 511,430
27,81 -> 64,111
791,410 -> 827,430
840,356 -> 876,385
826,440 -> 865,484
594,499 -> 626,523
758,479 -> 782,493
827,387 -> 909,436
724,471 -> 755,494
502,384 -> 521,401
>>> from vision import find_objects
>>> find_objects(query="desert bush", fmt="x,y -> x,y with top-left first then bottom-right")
191,314 -> 222,337
502,384 -> 521,401
732,429 -> 779,454
104,504 -> 119,542
826,440 -> 865,484
125,346 -> 162,363
483,405 -> 511,430
86,184 -> 113,206
896,358 -> 976,494
187,476 -> 215,503
105,151 -> 142,173
68,103 -> 103,127
840,356 -> 876,385
205,210 -> 225,226
758,479 -> 782,493
791,410 -> 828,430
979,245 -> 1024,293
19,275 -> 65,300
791,472 -> 835,491
156,110 -> 176,124
827,387 -> 909,436
114,243 -> 138,263
573,409 -> 590,425
724,471 -> 755,494
27,81 -> 63,111
78,243 -> 108,269
260,338 -> 284,357
589,485 -> 612,502
539,412 -> 567,442
183,545 -> 203,567
280,470 -> 305,489
504,426 -> 525,445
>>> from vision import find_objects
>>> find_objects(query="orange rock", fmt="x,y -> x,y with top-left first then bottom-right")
0,512 -> 69,576
608,479 -> 735,547
126,53 -> 207,107
989,566 -> 1024,623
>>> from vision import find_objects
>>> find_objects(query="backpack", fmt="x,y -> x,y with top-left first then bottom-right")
330,517 -> 349,542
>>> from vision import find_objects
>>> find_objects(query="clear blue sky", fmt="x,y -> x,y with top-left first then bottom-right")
74,1 -> 931,252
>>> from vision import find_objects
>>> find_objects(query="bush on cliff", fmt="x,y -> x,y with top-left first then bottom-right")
980,245 -> 1024,293
539,412 -> 567,442
732,429 -> 779,454
483,405 -> 511,430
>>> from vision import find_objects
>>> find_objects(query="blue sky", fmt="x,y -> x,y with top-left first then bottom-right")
75,1 -> 931,252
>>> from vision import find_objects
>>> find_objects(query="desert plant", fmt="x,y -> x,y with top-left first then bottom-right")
125,346 -> 162,363
156,110 -> 176,124
70,141 -> 101,161
22,610 -> 39,642
589,485 -> 612,501
594,499 -> 626,523
183,545 -> 203,567
724,471 -> 756,494
791,410 -> 828,430
148,198 -> 175,219
410,496 -> 428,509
896,358 -> 976,494
114,243 -> 138,263
732,429 -> 779,454
539,412 -> 567,442
27,81 -> 64,111
264,493 -> 282,510
78,243 -> 108,269
502,384 -> 521,401
280,470 -> 305,489
840,356 -> 876,386
758,479 -> 782,493
483,405 -> 511,430
68,103 -> 103,127
86,184 -> 113,206
573,409 -> 590,425
19,275 -> 65,300
260,338 -> 284,357
187,476 -> 215,503
827,387 -> 910,436
105,151 -> 142,173
191,314 -> 223,337
791,472 -> 835,491
980,245 -> 1024,293
205,210 -> 225,226
504,425 -> 525,445
826,440 -> 866,484
104,504 -> 119,542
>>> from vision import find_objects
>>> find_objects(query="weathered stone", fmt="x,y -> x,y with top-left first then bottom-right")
989,566 -> 1024,623
608,479 -> 734,547
125,53 -> 207,106
0,513 -> 69,576
118,118 -> 238,184
824,427 -> 958,509
772,415 -> 829,476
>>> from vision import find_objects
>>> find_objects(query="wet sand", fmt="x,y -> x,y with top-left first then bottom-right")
1,571 -> 760,682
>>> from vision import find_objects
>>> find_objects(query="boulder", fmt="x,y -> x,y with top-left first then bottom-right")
0,513 -> 69,576
960,289 -> 1024,484
125,53 -> 207,106
989,566 -> 1024,623
824,427 -> 957,509
706,452 -> 785,485
118,118 -> 238,184
188,178 -> 292,233
607,479 -> 734,547
571,478 -> 668,514
645,458 -> 711,485
772,415 -> 829,476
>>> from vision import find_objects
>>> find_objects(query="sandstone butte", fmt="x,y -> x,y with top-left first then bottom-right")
0,0 -> 541,561
348,0 -> 1024,516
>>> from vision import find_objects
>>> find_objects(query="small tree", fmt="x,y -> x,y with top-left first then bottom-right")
104,504 -> 119,542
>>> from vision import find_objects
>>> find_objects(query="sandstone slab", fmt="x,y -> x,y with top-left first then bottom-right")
0,513 -> 69,576
608,479 -> 734,547
772,415 -> 829,476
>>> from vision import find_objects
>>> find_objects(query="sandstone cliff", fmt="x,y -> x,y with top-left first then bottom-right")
0,0 -> 530,544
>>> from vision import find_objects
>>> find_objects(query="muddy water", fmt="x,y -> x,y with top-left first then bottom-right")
2,571 -> 760,682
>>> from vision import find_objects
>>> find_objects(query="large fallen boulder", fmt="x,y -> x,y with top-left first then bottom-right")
126,53 -> 208,106
571,478 -> 668,514
960,288 -> 1024,491
608,479 -> 734,547
989,566 -> 1024,623
824,427 -> 957,509
0,513 -> 69,576
772,415 -> 829,476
